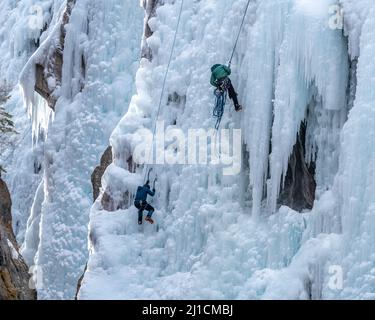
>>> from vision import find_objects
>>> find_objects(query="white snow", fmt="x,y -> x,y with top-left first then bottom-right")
340,0 -> 373,59
7,239 -> 20,260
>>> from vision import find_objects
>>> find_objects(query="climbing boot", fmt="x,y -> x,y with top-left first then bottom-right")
145,216 -> 154,224
235,104 -> 243,112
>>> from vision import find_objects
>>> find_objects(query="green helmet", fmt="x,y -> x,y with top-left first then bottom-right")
211,64 -> 221,72
210,64 -> 231,87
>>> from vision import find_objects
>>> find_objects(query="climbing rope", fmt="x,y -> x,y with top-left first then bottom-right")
142,0 -> 185,183
213,89 -> 227,130
228,0 -> 252,67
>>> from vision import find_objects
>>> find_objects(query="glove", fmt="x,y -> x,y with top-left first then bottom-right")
152,188 -> 155,193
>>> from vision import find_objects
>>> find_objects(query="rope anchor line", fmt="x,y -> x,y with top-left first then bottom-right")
228,0 -> 252,67
142,0 -> 185,183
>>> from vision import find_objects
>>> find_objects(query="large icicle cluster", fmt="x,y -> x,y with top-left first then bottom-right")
239,0 -> 349,216
0,0 -> 65,246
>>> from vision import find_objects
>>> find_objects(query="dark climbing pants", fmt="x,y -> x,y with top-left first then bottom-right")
134,200 -> 154,218
217,78 -> 239,109
227,79 -> 239,107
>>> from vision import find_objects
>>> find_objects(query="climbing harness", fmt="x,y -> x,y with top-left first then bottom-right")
212,77 -> 231,130
228,0 -> 252,67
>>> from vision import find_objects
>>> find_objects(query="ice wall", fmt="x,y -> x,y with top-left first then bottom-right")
0,0 -> 65,84
78,0 -> 359,300
340,0 -> 373,59
324,1 -> 375,298
239,0 -> 349,216
3,0 -> 374,300
27,0 -> 143,299
0,0 -> 144,299
0,0 -> 66,244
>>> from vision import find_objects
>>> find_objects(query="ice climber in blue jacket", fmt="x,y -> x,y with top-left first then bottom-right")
134,181 -> 155,225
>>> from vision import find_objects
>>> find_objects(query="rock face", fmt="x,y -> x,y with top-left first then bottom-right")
74,263 -> 87,300
35,0 -> 77,110
141,0 -> 159,60
0,178 -> 36,300
279,122 -> 316,211
91,146 -> 113,202
100,153 -> 135,212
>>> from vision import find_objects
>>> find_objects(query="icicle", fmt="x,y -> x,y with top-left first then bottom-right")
267,0 -> 348,213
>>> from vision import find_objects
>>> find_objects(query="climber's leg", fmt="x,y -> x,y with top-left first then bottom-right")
144,203 -> 155,224
227,79 -> 242,111
134,200 -> 145,225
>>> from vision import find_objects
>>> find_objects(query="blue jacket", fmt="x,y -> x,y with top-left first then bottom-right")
135,185 -> 155,202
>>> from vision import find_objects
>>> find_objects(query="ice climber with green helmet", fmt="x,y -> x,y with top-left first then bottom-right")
210,64 -> 242,112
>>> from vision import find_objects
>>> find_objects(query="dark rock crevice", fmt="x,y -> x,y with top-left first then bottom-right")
91,146 -> 113,202
75,262 -> 87,300
347,57 -> 358,111
278,122 -> 316,212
